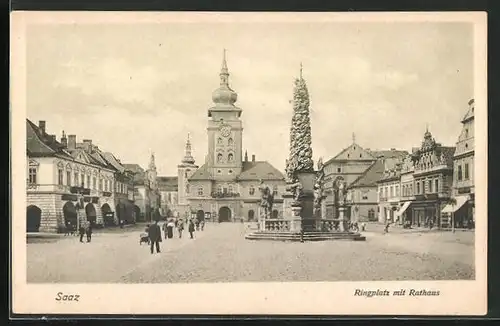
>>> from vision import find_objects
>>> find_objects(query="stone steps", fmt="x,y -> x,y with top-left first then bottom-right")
245,231 -> 366,242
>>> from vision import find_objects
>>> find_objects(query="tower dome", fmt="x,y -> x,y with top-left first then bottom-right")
212,49 -> 237,106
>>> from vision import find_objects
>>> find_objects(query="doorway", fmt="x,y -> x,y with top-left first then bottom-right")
85,203 -> 97,225
26,205 -> 41,232
196,210 -> 205,221
63,201 -> 77,227
218,206 -> 231,222
248,209 -> 255,221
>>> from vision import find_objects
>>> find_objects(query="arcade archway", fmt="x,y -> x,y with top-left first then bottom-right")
63,202 -> 77,227
196,210 -> 205,221
218,206 -> 231,222
26,205 -> 41,232
248,209 -> 255,221
85,203 -> 97,224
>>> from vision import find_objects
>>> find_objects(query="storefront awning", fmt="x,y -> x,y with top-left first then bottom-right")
395,201 -> 412,217
441,195 -> 469,213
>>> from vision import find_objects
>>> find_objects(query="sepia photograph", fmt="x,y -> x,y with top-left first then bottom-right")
11,11 -> 487,315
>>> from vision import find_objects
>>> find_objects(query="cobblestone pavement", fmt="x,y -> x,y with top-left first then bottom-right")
27,222 -> 475,283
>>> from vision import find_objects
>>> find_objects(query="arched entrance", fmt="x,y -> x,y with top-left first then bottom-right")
134,205 -> 141,222
85,203 -> 97,225
26,205 -> 41,232
248,209 -> 255,221
196,210 -> 205,221
63,201 -> 77,227
101,203 -> 114,226
272,209 -> 279,219
218,206 -> 231,222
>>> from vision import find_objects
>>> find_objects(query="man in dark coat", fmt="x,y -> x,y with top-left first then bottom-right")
86,221 -> 93,243
188,219 -> 195,239
148,220 -> 162,254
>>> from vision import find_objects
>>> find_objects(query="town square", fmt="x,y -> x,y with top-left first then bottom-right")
23,20 -> 476,283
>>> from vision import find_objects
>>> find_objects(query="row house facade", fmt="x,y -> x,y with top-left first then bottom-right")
26,119 -> 136,233
442,99 -> 475,228
378,129 -> 455,229
322,135 -> 407,222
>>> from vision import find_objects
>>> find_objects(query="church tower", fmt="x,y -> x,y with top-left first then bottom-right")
178,133 -> 198,206
146,152 -> 158,190
206,49 -> 244,178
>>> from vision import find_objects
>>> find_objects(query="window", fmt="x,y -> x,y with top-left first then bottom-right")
186,184 -> 190,194
184,171 -> 188,178
337,167 -> 342,173
228,169 -> 233,174
428,180 -> 432,193
198,187 -> 204,196
359,154 -> 362,158
58,168 -> 64,185
74,172 -> 79,187
28,167 -> 37,184
217,169 -> 222,174
217,153 -> 223,163
465,143 -> 468,149
99,178 -> 103,191
228,153 -> 234,162
422,181 -> 425,194
217,185 -> 222,193
223,187 -> 228,194
93,177 -> 96,190
66,171 -> 71,186
104,180 -> 108,192
273,185 -> 278,196
228,138 -> 233,146
217,137 -> 223,145
87,176 -> 91,189
395,185 -> 399,197
368,209 -> 375,220
390,186 -> 394,197
435,179 -> 439,193
465,163 -> 470,180
416,182 -> 420,194
228,185 -> 233,193
249,186 -> 255,195
457,165 -> 463,181
410,184 -> 413,196
110,181 -> 113,192
81,173 -> 85,187
465,128 -> 468,137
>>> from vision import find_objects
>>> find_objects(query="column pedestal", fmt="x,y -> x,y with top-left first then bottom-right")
338,206 -> 346,232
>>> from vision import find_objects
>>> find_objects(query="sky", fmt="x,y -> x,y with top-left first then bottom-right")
26,20 -> 474,176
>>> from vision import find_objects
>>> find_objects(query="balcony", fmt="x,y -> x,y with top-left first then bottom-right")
211,191 -> 241,199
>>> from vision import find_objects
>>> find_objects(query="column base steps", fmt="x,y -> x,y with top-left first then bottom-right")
245,231 -> 366,242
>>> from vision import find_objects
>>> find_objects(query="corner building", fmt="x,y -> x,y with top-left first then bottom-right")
184,52 -> 286,222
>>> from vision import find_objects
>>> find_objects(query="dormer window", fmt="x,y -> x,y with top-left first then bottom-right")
228,153 -> 234,162
217,137 -> 223,145
217,153 -> 223,163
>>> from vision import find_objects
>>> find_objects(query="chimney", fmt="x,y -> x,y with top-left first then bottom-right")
391,148 -> 396,151
244,150 -> 248,162
38,121 -> 46,134
61,131 -> 67,148
468,98 -> 474,106
49,134 -> 56,143
68,135 -> 76,150
82,139 -> 92,152
252,154 -> 255,162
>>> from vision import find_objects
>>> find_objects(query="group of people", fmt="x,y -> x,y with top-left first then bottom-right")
146,218 -> 205,254
79,220 -> 93,243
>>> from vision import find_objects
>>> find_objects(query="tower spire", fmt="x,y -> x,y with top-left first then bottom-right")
220,48 -> 229,86
182,133 -> 195,164
299,62 -> 303,79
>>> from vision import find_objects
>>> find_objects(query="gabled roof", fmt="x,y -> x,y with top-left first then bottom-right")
462,101 -> 474,123
325,143 -> 376,165
157,176 -> 178,191
122,164 -> 146,184
188,164 -> 213,181
349,160 -> 385,188
238,161 -> 285,181
368,149 -> 408,159
102,152 -> 126,173
26,119 -> 72,158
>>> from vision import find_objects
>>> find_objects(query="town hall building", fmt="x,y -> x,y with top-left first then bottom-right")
158,51 -> 286,222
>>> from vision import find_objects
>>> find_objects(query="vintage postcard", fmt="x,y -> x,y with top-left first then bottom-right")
11,11 -> 487,316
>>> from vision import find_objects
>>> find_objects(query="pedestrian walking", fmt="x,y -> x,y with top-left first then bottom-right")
177,219 -> 184,238
86,221 -> 93,243
384,221 -> 390,234
188,219 -> 195,239
167,219 -> 175,239
195,219 -> 200,231
361,222 -> 366,232
200,219 -> 205,231
148,220 -> 162,254
79,220 -> 87,243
